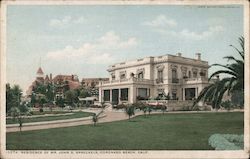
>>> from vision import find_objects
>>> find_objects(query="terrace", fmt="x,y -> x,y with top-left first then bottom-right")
100,77 -> 154,86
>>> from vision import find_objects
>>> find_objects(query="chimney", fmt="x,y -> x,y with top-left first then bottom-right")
50,73 -> 52,81
177,52 -> 182,57
195,53 -> 201,60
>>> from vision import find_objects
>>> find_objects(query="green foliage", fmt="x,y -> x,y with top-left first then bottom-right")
231,90 -> 244,108
92,114 -> 98,126
55,97 -> 65,108
208,134 -> 243,150
64,90 -> 78,105
221,100 -> 233,110
6,84 -> 22,113
125,105 -> 135,120
79,88 -> 91,98
194,37 -> 244,109
6,112 -> 243,150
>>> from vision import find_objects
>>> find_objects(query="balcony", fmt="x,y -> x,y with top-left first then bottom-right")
100,77 -> 154,87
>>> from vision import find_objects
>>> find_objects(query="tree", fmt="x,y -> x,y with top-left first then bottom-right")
6,84 -> 22,114
79,88 -> 91,98
92,114 -> 98,126
194,37 -> 244,109
65,90 -> 77,105
46,83 -> 55,103
55,96 -> 65,108
125,105 -> 135,120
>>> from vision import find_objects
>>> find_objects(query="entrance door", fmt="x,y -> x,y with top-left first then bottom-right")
112,89 -> 119,105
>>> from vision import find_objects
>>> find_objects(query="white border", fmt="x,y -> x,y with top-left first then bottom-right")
0,0 -> 249,159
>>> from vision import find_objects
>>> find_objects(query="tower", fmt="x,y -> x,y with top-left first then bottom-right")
36,67 -> 44,83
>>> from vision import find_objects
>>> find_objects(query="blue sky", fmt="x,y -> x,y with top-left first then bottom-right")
6,5 -> 243,92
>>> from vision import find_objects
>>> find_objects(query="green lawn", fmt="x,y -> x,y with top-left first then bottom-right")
6,112 -> 243,150
6,111 -> 94,124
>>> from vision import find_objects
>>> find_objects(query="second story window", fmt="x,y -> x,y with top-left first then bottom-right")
172,69 -> 179,83
111,74 -> 115,81
138,72 -> 144,79
157,70 -> 163,83
188,71 -> 191,78
193,71 -> 197,78
172,69 -> 177,79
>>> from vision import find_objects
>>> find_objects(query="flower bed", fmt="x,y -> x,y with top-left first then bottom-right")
208,134 -> 243,150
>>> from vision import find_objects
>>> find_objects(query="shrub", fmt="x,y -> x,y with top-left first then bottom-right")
208,134 -> 243,150
221,100 -> 233,110
114,104 -> 127,109
39,108 -> 44,113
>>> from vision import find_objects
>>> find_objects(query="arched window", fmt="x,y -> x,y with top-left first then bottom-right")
188,71 -> 191,78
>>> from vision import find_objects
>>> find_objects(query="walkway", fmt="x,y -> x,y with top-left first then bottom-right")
6,107 -> 243,133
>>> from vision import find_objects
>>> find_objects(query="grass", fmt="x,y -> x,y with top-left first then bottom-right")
6,111 -> 94,124
6,112 -> 243,150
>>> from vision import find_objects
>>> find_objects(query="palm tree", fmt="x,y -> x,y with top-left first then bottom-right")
194,37 -> 244,109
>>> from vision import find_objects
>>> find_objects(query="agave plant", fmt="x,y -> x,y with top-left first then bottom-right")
194,37 -> 244,109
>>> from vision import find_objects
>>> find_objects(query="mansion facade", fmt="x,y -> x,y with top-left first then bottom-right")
98,53 -> 210,104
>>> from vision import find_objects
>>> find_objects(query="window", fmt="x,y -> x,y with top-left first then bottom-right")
188,71 -> 191,78
120,74 -> 126,79
193,71 -> 197,78
138,88 -> 147,98
138,72 -> 144,79
157,70 -> 163,83
104,90 -> 110,101
112,75 -> 115,80
172,69 -> 178,83
121,88 -> 128,101
172,69 -> 177,79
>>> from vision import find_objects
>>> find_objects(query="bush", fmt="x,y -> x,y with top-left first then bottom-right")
114,104 -> 127,109
39,108 -> 44,112
208,134 -> 243,150
221,100 -> 233,110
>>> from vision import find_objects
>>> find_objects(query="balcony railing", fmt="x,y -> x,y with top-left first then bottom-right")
100,77 -> 153,86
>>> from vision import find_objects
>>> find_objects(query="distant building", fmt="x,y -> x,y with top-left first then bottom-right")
26,67 -> 80,99
81,78 -> 109,88
99,53 -> 210,104
81,78 -> 109,96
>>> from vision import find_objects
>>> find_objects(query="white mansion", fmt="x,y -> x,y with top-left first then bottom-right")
98,53 -> 209,104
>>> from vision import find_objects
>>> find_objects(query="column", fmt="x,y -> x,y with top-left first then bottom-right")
130,86 -> 137,103
118,89 -> 121,104
182,88 -> 185,101
98,86 -> 102,102
110,89 -> 112,103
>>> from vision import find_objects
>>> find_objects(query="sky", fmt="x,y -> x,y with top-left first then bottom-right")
6,5 -> 243,93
